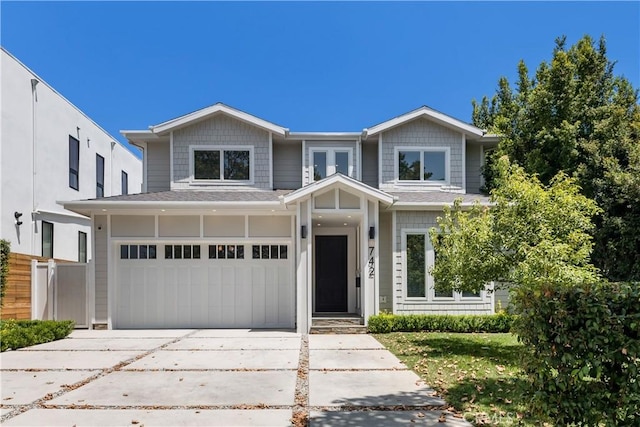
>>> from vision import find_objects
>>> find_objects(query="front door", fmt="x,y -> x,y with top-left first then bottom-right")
315,235 -> 348,312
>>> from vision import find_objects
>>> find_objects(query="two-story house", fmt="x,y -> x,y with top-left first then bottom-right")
1,48 -> 142,263
64,103 -> 499,332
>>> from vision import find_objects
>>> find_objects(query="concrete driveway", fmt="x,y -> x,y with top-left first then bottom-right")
1,330 -> 469,426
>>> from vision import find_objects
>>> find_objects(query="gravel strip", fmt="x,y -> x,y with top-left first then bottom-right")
291,334 -> 309,427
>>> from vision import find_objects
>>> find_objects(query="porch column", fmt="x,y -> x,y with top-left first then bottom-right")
296,199 -> 311,333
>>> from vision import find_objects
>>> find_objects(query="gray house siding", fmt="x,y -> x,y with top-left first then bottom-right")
362,141 -> 378,188
380,118 -> 464,191
393,210 -> 493,314
94,215 -> 108,323
172,115 -> 270,190
146,143 -> 171,192
465,143 -> 482,194
273,141 -> 302,190
378,210 -> 393,312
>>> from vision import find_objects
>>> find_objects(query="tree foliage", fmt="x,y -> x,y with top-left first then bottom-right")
472,35 -> 640,281
429,156 -> 601,295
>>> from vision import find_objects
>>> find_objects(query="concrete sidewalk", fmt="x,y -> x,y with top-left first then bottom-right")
1,330 -> 469,426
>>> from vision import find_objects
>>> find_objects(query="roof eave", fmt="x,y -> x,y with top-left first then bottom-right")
365,107 -> 484,138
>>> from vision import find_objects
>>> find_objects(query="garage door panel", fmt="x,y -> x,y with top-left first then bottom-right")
115,243 -> 293,329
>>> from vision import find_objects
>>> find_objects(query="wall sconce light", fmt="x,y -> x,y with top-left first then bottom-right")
14,212 -> 23,226
369,226 -> 375,239
301,225 -> 307,239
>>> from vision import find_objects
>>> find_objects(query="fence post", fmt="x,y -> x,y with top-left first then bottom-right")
30,259 -> 37,319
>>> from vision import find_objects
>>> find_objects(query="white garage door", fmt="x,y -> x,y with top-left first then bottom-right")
115,243 -> 294,329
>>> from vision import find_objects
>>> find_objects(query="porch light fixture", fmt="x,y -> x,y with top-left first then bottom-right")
369,226 -> 375,239
301,225 -> 307,239
14,212 -> 23,226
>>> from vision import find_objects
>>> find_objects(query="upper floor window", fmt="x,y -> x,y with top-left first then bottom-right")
396,147 -> 449,184
191,146 -> 253,183
69,136 -> 79,190
96,154 -> 105,198
310,148 -> 352,181
78,231 -> 87,263
121,170 -> 128,195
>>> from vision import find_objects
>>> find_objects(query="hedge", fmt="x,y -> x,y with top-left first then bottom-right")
513,281 -> 640,425
367,312 -> 515,333
1,319 -> 75,352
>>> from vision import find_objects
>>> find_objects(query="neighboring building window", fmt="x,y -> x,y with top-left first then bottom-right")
397,147 -> 449,183
405,233 -> 426,298
42,221 -> 54,258
121,171 -> 128,195
69,136 -> 80,190
192,146 -> 252,182
310,148 -> 353,181
96,154 -> 105,198
78,231 -> 87,263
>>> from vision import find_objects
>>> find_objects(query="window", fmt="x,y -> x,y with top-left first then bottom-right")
96,154 -> 105,198
120,245 -> 157,260
397,148 -> 449,183
310,148 -> 353,182
121,171 -> 128,195
405,233 -> 426,298
42,221 -> 54,258
69,136 -> 79,190
208,244 -> 244,259
192,147 -> 252,182
164,245 -> 200,259
78,232 -> 87,263
252,244 -> 288,260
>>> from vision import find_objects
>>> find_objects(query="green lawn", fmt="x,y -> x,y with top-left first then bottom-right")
374,332 -> 548,426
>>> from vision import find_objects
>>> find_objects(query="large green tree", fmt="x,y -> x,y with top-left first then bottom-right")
472,35 -> 640,281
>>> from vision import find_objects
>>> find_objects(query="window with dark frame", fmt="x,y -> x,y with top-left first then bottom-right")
252,244 -> 288,260
120,245 -> 156,260
121,171 -> 128,195
69,136 -> 79,190
96,154 -> 105,198
78,231 -> 87,263
405,233 -> 426,298
42,221 -> 54,258
193,149 -> 250,181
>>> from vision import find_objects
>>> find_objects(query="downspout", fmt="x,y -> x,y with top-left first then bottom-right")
30,78 -> 39,254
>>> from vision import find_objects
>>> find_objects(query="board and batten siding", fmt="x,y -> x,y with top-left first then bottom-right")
380,118 -> 463,191
361,141 -> 378,188
303,141 -> 358,185
393,210 -> 494,314
465,143 -> 482,194
172,115 -> 270,190
94,215 -> 108,323
378,210 -> 393,312
146,143 -> 170,192
273,141 -> 302,189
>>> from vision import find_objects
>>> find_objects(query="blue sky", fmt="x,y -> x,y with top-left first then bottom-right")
2,2 -> 638,156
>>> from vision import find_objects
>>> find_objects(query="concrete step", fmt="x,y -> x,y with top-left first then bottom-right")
311,317 -> 364,327
309,325 -> 368,334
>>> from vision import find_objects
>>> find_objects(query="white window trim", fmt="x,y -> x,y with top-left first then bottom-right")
394,146 -> 450,185
189,145 -> 255,185
309,147 -> 354,182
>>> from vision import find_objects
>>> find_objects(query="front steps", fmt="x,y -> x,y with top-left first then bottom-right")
310,315 -> 367,334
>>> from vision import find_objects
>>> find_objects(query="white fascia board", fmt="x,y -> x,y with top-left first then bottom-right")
390,201 -> 493,210
286,132 -> 361,140
364,107 -> 484,138
150,104 -> 288,136
282,174 -> 394,205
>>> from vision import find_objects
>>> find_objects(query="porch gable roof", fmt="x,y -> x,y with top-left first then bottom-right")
281,173 -> 395,206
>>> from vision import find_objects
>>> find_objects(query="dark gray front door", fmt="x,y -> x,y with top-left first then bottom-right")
315,235 -> 348,312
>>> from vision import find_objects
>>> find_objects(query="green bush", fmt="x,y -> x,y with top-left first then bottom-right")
513,281 -> 640,426
367,312 -> 515,334
0,319 -> 75,352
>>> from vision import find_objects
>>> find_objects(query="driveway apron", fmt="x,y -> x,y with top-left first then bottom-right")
1,330 -> 470,426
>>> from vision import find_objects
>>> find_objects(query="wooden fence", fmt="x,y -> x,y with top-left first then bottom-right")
1,253 -> 70,320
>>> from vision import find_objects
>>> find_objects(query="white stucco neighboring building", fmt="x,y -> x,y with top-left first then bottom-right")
0,47 -> 142,261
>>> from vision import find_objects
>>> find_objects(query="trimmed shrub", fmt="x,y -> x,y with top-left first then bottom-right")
513,281 -> 640,426
367,312 -> 515,334
1,319 -> 75,351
